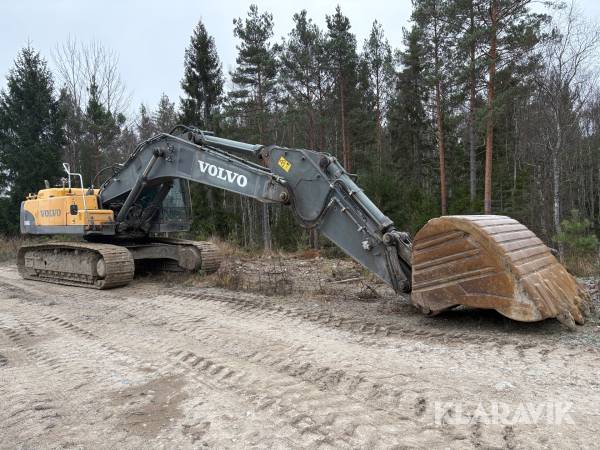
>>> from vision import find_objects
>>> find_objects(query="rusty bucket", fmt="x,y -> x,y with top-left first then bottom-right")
411,215 -> 592,327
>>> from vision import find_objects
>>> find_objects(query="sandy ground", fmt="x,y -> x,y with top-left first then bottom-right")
1,253 -> 600,449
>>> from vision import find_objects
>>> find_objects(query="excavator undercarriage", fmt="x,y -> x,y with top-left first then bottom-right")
17,127 -> 592,326
17,239 -> 221,289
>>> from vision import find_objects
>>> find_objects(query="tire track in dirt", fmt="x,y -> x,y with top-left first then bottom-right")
2,275 -> 598,361
1,272 -> 600,448
0,296 -> 522,447
171,289 -> 600,358
0,309 -> 158,440
1,303 -> 304,448
0,279 -> 461,447
110,294 -> 435,422
102,288 -> 600,448
0,287 -> 396,446
6,276 -> 600,395
0,314 -> 72,442
132,292 -> 600,445
20,300 -> 432,447
162,288 -> 600,381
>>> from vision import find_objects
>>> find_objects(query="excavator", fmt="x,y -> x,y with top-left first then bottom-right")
18,125 -> 591,327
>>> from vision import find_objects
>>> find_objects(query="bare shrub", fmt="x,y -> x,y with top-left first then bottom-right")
565,254 -> 600,277
214,261 -> 242,291
256,257 -> 293,296
0,236 -> 24,262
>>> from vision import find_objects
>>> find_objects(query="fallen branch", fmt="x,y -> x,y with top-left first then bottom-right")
330,277 -> 363,284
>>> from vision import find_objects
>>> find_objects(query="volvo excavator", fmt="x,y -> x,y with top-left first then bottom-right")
18,126 -> 591,327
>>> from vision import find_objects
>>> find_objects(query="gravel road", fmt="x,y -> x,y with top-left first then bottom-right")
0,261 -> 599,449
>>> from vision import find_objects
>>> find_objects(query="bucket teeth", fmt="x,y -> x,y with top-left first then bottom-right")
411,215 -> 592,326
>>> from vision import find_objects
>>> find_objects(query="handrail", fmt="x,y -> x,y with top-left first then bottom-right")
62,163 -> 88,212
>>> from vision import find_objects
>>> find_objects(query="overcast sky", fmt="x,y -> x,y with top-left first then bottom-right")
2,0 -> 600,117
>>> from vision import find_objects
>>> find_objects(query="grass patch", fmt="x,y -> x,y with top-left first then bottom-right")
564,254 -> 600,277
0,235 -> 77,263
0,236 -> 27,263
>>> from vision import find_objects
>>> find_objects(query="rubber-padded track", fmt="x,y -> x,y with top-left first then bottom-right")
17,242 -> 134,289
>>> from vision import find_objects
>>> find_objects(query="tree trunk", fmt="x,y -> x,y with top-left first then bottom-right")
375,76 -> 383,174
534,165 -> 548,238
308,106 -> 316,149
469,89 -> 476,207
553,123 -> 564,261
306,79 -> 315,149
340,79 -> 350,171
376,105 -> 382,173
262,203 -> 272,253
317,72 -> 325,151
435,80 -> 447,215
484,0 -> 497,215
206,188 -> 215,231
309,228 -> 320,250
204,101 -> 211,129
257,71 -> 272,253
433,11 -> 447,216
468,2 -> 477,207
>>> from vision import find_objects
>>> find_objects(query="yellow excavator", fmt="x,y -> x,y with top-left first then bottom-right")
18,126 -> 591,327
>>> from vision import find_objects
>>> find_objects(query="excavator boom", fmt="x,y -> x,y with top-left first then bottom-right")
97,128 -> 413,292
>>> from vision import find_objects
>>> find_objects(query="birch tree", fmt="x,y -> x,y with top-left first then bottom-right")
538,2 -> 600,259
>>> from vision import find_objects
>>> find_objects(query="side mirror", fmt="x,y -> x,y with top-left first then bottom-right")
70,204 -> 78,215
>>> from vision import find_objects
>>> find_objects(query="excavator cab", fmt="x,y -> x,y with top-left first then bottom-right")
97,178 -> 192,236
146,179 -> 193,233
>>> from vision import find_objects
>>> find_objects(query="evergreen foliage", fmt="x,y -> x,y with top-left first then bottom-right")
555,210 -> 599,255
180,19 -> 224,129
226,4 -> 281,251
0,46 -> 64,232
3,2 -> 600,267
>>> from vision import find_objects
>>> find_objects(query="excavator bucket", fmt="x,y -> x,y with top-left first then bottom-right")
411,215 -> 592,327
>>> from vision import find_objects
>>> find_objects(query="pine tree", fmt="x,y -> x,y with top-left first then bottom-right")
449,0 -> 486,207
279,10 -> 322,149
154,94 -> 177,133
180,19 -> 224,129
137,103 -> 156,141
481,0 -> 548,214
325,6 -> 358,171
0,46 -> 64,232
228,4 -> 279,251
58,87 -> 85,176
229,4 -> 278,141
180,21 -> 225,242
412,0 -> 453,215
279,10 -> 331,249
387,26 -> 438,229
81,80 -> 120,184
351,57 -> 378,170
362,20 -> 395,172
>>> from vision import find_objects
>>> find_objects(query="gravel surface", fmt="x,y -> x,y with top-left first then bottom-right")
0,255 -> 599,449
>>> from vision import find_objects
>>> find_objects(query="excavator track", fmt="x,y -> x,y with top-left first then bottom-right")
152,238 -> 222,273
17,242 -> 134,289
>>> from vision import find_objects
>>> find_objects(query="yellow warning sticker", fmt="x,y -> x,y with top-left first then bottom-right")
278,156 -> 292,172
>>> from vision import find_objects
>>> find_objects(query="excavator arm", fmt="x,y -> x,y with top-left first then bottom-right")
99,127 -> 413,293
